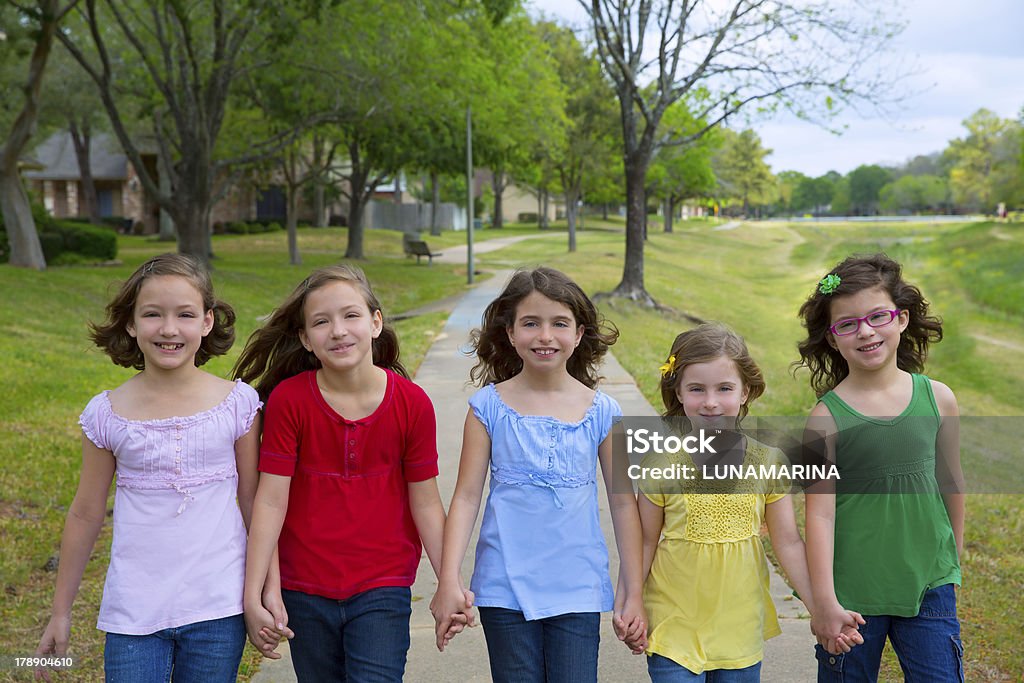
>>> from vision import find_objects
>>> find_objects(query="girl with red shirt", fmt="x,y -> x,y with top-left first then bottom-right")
234,265 -> 470,682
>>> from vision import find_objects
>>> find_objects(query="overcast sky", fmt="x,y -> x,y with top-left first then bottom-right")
530,0 -> 1024,177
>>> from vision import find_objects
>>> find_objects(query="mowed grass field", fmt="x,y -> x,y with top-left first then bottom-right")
1,217 -> 1021,680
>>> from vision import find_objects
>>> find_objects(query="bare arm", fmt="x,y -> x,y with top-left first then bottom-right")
599,428 -> 646,651
932,380 -> 965,557
804,404 -> 849,639
432,410 -> 491,650
408,478 -> 447,577
243,473 -> 291,658
765,495 -> 814,613
637,493 -> 664,585
36,435 -> 116,659
235,411 -> 262,530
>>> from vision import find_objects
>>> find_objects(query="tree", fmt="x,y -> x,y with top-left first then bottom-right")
947,109 -> 1022,212
847,164 -> 891,215
647,102 -> 718,232
56,0 -> 312,264
584,0 -> 902,304
713,128 -> 774,217
536,21 -> 618,250
878,174 -> 949,214
0,0 -> 77,269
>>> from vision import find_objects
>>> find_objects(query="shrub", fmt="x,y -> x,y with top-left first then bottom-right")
518,212 -> 538,223
225,221 -> 249,235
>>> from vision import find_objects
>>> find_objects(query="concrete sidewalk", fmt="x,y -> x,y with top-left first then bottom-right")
252,269 -> 817,682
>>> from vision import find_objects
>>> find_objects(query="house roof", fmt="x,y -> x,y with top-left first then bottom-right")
23,131 -> 128,181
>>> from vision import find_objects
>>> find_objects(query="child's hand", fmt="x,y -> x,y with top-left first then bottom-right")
612,595 -> 648,654
244,601 -> 288,659
811,603 -> 865,655
262,587 -> 295,641
431,584 -> 476,651
35,614 -> 71,682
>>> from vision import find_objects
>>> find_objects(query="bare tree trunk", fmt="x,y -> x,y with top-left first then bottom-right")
313,184 -> 326,227
540,190 -> 549,229
492,168 -> 506,229
663,197 -> 674,233
285,150 -> 302,265
565,186 -> 579,252
430,171 -> 441,236
68,120 -> 101,223
0,170 -> 46,269
609,159 -> 653,304
158,152 -> 175,240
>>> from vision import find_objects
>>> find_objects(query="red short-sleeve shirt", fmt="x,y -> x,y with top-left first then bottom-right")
260,369 -> 439,599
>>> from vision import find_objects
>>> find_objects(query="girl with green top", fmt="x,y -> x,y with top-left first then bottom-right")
796,254 -> 965,682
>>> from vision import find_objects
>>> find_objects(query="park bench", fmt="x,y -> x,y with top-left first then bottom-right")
405,239 -> 443,265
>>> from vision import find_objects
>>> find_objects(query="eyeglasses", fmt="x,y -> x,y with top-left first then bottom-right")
829,309 -> 902,336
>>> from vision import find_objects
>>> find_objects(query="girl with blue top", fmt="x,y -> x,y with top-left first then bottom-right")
796,254 -> 965,681
431,267 -> 646,682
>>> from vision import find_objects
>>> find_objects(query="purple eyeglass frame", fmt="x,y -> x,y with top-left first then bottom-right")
829,309 -> 902,336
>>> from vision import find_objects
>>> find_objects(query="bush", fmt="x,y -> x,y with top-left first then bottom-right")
42,221 -> 117,261
518,212 -> 538,223
225,221 -> 249,235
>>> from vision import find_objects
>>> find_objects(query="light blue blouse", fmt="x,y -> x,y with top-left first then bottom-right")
469,383 -> 622,620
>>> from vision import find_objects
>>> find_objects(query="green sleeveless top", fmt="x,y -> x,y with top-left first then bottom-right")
820,373 -> 960,616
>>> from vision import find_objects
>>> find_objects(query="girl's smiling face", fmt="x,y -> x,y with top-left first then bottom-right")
675,355 -> 750,431
127,275 -> 213,372
507,291 -> 584,372
827,286 -> 908,374
299,280 -> 382,373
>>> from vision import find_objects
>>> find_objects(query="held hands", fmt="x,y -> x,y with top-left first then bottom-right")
430,582 -> 476,652
34,613 -> 71,682
243,588 -> 295,660
613,593 -> 648,655
810,602 -> 866,655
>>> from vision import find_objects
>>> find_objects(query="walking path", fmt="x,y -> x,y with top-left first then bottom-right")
252,268 -> 817,682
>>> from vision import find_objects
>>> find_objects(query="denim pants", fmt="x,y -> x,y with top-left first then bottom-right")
103,614 -> 244,683
816,583 -> 964,682
647,653 -> 762,682
282,586 -> 411,683
478,607 -> 601,683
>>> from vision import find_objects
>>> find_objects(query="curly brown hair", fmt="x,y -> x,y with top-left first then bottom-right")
659,322 -> 765,420
233,264 -> 407,401
89,253 -> 235,370
469,267 -> 618,388
794,253 -> 943,397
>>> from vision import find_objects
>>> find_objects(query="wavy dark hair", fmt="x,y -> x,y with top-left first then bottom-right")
90,253 -> 235,370
233,264 -> 407,401
794,253 -> 943,397
469,267 -> 618,388
660,322 -> 765,421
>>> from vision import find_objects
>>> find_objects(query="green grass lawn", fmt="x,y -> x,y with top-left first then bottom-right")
2,218 -> 1020,680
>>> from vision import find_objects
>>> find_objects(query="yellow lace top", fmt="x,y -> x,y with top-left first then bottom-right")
640,437 -> 788,674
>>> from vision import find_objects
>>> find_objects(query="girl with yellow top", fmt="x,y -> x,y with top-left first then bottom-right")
632,323 -> 863,681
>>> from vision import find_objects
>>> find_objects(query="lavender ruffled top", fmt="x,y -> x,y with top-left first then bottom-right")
79,380 -> 260,635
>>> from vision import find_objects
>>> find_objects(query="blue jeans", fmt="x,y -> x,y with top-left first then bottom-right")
816,583 -> 964,682
103,614 -> 244,683
281,586 -> 411,683
647,653 -> 762,682
479,607 -> 601,683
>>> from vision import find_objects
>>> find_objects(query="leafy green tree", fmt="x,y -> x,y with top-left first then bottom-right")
585,0 -> 903,304
847,164 -> 891,215
792,175 -> 837,215
713,129 -> 774,217
536,21 -> 618,249
878,174 -> 949,214
648,102 -> 718,232
776,171 -> 806,214
947,109 -> 1022,212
